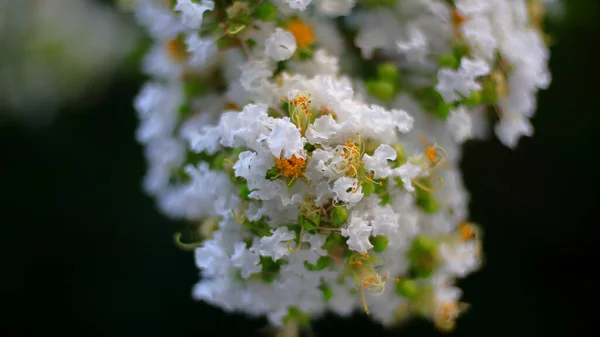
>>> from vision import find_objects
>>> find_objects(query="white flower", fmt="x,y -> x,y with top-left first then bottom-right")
494,115 -> 533,149
185,33 -> 217,67
370,204 -> 400,237
332,177 -> 363,204
341,213 -> 373,254
262,117 -> 304,159
362,144 -> 396,179
396,25 -> 429,65
392,162 -> 422,193
265,28 -> 297,61
285,0 -> 312,11
231,242 -> 262,278
436,57 -> 490,103
316,0 -> 357,16
447,107 -> 473,143
259,227 -> 297,260
174,0 -> 214,29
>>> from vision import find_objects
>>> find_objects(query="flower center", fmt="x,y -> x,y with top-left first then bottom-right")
286,19 -> 315,49
165,37 -> 188,63
275,155 -> 306,179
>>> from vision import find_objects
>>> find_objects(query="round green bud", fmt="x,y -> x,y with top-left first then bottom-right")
438,53 -> 459,69
464,90 -> 482,107
331,206 -> 349,227
412,235 -> 436,254
255,2 -> 278,21
416,194 -> 439,214
361,181 -> 376,197
395,279 -> 419,299
452,43 -> 471,60
183,81 -> 205,97
366,80 -> 396,102
372,235 -> 389,252
377,62 -> 399,83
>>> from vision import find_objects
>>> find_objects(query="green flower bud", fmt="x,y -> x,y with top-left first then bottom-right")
183,81 -> 205,97
255,2 -> 277,21
377,62 -> 399,83
412,235 -> 437,254
395,278 -> 419,299
372,235 -> 389,252
464,90 -> 482,107
438,53 -> 459,69
415,179 -> 440,214
366,80 -> 396,102
361,181 -> 376,197
452,43 -> 471,60
331,206 -> 349,227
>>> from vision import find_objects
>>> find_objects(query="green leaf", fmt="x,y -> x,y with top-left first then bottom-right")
265,165 -> 280,180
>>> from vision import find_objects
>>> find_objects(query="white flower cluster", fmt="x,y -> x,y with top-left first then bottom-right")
130,0 -> 550,332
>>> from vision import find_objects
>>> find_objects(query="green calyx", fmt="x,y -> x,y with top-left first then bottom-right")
371,235 -> 389,252
366,79 -> 397,102
395,278 -> 419,299
414,178 -> 439,214
330,206 -> 349,227
415,86 -> 450,119
377,62 -> 400,83
254,2 -> 277,21
407,235 -> 439,279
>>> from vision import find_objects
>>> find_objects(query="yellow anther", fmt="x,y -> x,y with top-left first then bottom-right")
286,19 -> 315,49
274,155 -> 306,179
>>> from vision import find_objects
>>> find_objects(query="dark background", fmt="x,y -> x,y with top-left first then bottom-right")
2,1 -> 599,336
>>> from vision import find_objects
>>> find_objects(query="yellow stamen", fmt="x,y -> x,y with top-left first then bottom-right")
458,222 -> 475,241
451,8 -> 470,27
286,19 -> 315,49
275,155 -> 306,179
165,37 -> 188,63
